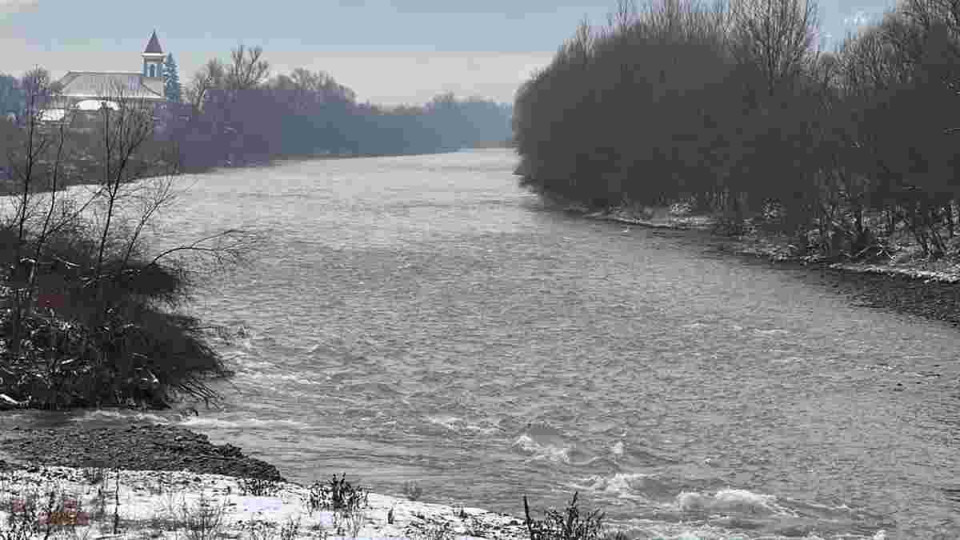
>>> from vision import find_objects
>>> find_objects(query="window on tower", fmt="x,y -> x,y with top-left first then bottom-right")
149,64 -> 156,78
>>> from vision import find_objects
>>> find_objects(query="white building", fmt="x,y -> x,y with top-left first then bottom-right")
44,32 -> 167,121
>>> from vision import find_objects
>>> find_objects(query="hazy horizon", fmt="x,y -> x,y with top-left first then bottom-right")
1,0 -> 898,107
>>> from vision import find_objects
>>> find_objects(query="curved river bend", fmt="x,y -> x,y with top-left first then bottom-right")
8,149 -> 960,539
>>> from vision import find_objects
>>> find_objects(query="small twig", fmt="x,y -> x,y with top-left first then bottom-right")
523,495 -> 538,540
112,466 -> 120,535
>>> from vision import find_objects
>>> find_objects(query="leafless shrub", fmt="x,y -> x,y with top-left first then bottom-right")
402,480 -> 424,502
522,492 -> 608,540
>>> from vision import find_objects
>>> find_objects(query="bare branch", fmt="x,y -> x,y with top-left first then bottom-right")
186,59 -> 225,112
227,44 -> 270,90
146,228 -> 259,274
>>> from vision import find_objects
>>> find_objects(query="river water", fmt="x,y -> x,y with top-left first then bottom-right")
5,149 -> 960,539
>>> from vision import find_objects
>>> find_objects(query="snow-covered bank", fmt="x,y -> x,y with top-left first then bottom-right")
0,465 -> 529,539
580,204 -> 960,283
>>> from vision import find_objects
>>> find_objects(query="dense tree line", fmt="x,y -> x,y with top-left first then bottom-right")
514,0 -> 960,260
163,45 -> 513,170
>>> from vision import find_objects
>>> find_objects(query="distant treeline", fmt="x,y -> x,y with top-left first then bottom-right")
0,45 -> 513,176
514,0 -> 960,259
167,46 -> 514,168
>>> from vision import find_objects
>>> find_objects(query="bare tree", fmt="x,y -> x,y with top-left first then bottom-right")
91,82 -> 156,285
568,17 -> 595,68
115,176 -> 257,284
607,0 -> 637,34
3,67 -> 64,356
729,0 -> 820,96
899,0 -> 960,38
290,67 -> 320,92
1,74 -> 258,409
185,59 -> 226,112
226,44 -> 270,91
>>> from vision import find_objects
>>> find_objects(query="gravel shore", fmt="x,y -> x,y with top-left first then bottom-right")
0,422 -> 283,482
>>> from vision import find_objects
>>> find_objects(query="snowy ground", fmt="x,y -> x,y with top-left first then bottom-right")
588,205 -> 960,282
0,465 -> 530,539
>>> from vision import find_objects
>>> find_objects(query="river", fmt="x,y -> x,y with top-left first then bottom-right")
6,149 -> 960,539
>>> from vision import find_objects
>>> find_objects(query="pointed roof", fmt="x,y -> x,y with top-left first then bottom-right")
144,31 -> 163,54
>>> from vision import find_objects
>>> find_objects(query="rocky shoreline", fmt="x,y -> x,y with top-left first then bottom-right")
0,422 -> 284,482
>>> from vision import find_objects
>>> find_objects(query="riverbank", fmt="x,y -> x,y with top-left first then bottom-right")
0,423 -> 283,481
0,422 -> 530,539
573,203 -> 960,329
0,147 -> 465,196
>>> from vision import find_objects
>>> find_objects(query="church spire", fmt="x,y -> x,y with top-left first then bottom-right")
144,30 -> 163,54
142,30 -> 166,93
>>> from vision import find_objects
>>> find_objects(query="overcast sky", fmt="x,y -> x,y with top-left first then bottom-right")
1,0 -> 898,107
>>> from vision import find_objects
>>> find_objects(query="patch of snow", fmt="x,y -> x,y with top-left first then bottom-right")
76,100 -> 120,112
0,466 -> 529,539
38,109 -> 66,122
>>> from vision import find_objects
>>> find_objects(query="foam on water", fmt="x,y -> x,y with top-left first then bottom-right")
70,408 -> 171,425
424,415 -> 502,435
611,440 -> 625,456
240,370 -> 325,386
676,488 -> 795,517
608,518 -> 888,540
567,473 -> 891,540
178,416 -> 310,430
425,415 -> 460,431
511,434 -> 571,464
751,328 -> 790,336
234,359 -> 277,371
578,472 -> 657,501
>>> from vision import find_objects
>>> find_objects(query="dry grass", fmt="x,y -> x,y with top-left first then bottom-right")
0,468 -> 240,540
402,481 -> 424,502
240,477 -> 280,497
521,492 -> 628,540
0,465 -> 534,540
1,464 -> 642,540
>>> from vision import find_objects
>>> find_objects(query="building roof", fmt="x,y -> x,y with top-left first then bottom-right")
144,31 -> 163,54
58,72 -> 164,100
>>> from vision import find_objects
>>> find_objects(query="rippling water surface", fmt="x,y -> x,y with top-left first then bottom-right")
9,149 -> 960,539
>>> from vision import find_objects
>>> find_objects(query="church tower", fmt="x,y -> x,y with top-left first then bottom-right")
142,31 -> 165,82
